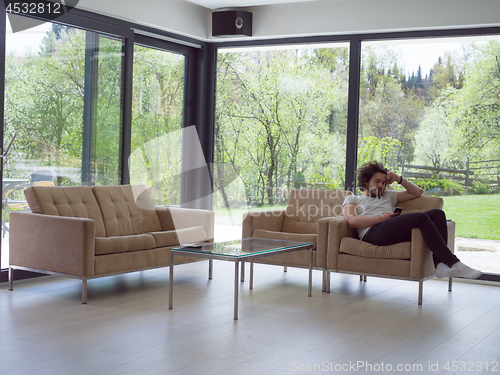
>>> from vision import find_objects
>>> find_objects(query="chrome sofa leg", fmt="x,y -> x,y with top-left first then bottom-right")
8,266 -> 13,291
326,270 -> 330,293
322,269 -> 326,292
448,277 -> 453,292
82,279 -> 88,304
284,266 -> 287,272
418,279 -> 423,305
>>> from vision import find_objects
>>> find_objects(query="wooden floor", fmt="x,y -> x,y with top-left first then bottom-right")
1,261 -> 500,375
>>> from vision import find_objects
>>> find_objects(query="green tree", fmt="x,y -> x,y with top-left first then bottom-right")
4,27 -> 85,184
359,46 -> 425,165
130,46 -> 185,205
445,41 -> 500,181
414,104 -> 451,167
216,49 -> 343,205
427,51 -> 466,100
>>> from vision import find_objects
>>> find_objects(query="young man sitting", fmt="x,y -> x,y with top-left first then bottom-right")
342,161 -> 482,279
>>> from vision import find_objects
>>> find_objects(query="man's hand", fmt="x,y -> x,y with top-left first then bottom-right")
385,171 -> 400,185
378,212 -> 399,223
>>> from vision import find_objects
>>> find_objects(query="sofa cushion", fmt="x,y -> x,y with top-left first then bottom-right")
282,189 -> 352,234
24,185 -> 106,237
340,237 -> 411,260
95,233 -> 156,255
93,185 -> 162,237
253,229 -> 317,249
152,226 -> 208,247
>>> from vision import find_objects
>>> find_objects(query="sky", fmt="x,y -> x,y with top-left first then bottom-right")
5,18 -> 51,56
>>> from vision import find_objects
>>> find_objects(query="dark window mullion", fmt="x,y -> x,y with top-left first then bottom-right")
82,31 -> 99,186
345,38 -> 361,192
120,34 -> 134,185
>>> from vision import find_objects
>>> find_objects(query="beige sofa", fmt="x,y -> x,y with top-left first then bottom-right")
327,195 -> 455,304
242,189 -> 352,290
8,184 -> 214,303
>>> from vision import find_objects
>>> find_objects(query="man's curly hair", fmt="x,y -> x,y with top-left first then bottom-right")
357,161 -> 388,191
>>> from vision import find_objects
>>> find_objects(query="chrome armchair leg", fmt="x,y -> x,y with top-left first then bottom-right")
448,277 -> 453,292
284,266 -> 287,272
418,280 -> 423,305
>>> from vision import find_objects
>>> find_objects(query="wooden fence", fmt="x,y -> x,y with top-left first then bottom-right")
399,158 -> 500,193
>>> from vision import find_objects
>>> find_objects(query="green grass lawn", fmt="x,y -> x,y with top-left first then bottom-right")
442,194 -> 500,240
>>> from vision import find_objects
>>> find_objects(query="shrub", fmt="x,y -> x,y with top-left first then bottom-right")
470,180 -> 495,194
412,178 -> 464,196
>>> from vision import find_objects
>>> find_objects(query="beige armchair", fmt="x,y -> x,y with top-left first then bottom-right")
242,189 -> 352,290
326,195 -> 455,304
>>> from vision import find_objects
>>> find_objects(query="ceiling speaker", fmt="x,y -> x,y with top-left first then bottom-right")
212,10 -> 252,37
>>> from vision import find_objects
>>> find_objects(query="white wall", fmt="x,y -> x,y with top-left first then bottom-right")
75,0 -> 209,40
238,0 -> 500,41
76,0 -> 500,41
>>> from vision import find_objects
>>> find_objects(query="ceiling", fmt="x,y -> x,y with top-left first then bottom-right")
183,0 -> 322,10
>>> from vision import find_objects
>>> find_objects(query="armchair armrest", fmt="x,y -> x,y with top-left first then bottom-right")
156,207 -> 215,242
317,217 -> 336,268
447,220 -> 456,254
242,209 -> 285,238
9,212 -> 95,277
409,220 -> 455,279
327,217 -> 358,270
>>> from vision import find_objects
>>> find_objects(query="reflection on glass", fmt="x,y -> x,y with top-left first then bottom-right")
175,237 -> 313,257
358,37 -> 500,274
130,45 -> 185,206
93,35 -> 123,186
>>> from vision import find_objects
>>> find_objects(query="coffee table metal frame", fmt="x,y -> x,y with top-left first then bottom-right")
169,238 -> 314,320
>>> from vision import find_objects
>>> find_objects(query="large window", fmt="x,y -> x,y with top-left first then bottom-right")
358,36 -> 500,274
215,43 -> 349,240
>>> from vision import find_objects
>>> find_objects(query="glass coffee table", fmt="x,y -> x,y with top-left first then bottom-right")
169,237 -> 314,320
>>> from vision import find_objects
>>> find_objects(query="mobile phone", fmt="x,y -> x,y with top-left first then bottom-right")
393,207 -> 403,214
